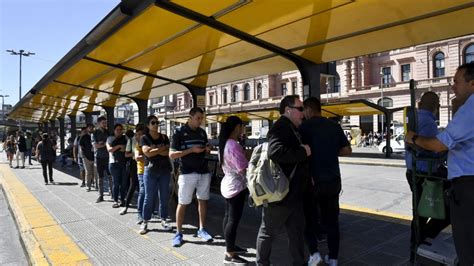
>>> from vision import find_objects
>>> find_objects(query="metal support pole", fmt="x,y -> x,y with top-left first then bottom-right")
297,61 -> 321,100
185,85 -> 206,109
132,98 -> 148,124
384,112 -> 392,158
83,112 -> 93,125
58,117 -> 65,154
103,106 -> 115,132
68,115 -> 77,141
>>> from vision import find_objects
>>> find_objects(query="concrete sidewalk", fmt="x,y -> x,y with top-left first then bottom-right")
1,161 -> 424,265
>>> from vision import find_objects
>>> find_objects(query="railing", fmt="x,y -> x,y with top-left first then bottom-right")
350,76 -> 453,93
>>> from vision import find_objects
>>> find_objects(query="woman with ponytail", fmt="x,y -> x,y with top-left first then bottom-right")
219,116 -> 249,264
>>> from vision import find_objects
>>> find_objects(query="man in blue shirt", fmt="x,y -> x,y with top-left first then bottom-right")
404,91 -> 450,262
406,62 -> 474,265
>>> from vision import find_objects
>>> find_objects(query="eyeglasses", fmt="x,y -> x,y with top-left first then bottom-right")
289,106 -> 304,112
150,121 -> 159,125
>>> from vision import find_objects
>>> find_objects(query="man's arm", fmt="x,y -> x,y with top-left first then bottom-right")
339,146 -> 352,156
268,124 -> 308,164
406,131 -> 448,153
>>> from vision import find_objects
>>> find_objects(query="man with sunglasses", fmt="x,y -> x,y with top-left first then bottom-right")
170,107 -> 213,247
256,95 -> 311,265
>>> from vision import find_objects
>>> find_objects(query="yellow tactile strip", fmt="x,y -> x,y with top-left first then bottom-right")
0,164 -> 90,265
341,203 -> 411,225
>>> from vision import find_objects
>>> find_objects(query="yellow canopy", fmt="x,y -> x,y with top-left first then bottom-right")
8,0 -> 474,122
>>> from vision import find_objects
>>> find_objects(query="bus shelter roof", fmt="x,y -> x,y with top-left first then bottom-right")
8,0 -> 474,122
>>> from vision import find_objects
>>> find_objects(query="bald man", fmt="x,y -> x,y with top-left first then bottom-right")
405,91 -> 450,262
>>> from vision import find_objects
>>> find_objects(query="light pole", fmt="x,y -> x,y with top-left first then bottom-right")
6,49 -> 35,100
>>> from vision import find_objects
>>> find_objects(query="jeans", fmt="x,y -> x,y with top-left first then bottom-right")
137,174 -> 145,220
223,189 -> 247,252
256,203 -> 305,265
96,157 -> 111,197
304,181 -> 341,259
41,160 -> 54,182
109,162 -> 127,203
142,166 -> 171,221
124,160 -> 138,208
25,149 -> 32,164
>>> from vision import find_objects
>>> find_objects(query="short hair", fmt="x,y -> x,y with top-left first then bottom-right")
97,116 -> 107,123
81,126 -> 88,131
303,97 -> 322,113
86,123 -> 94,128
113,123 -> 123,130
279,95 -> 300,114
419,91 -> 439,112
135,123 -> 146,132
145,115 -> 158,125
457,62 -> 474,82
189,107 -> 204,116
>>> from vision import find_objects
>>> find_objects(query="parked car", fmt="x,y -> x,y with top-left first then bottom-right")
378,134 -> 405,154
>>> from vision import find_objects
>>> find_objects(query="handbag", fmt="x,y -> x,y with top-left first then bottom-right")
417,179 -> 445,219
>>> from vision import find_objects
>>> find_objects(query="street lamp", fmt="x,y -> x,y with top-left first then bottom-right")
6,49 -> 35,100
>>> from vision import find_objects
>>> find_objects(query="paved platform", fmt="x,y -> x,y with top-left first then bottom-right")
1,159 -> 445,265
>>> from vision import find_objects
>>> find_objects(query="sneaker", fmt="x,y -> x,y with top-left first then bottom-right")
308,252 -> 322,266
119,208 -> 127,215
45,182 -> 48,185
96,196 -> 104,203
224,255 -> 248,265
324,255 -> 338,266
152,213 -> 161,222
20,166 -> 25,169
161,220 -> 173,231
86,187 -> 91,192
139,222 -> 148,235
172,232 -> 183,247
136,218 -> 144,225
231,246 -> 247,255
196,228 -> 213,242
14,166 -> 19,169
80,183 -> 86,187
49,179 -> 54,183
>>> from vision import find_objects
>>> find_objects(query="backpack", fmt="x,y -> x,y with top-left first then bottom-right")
246,142 -> 297,207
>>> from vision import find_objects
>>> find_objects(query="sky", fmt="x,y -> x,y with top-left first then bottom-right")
0,0 -> 120,106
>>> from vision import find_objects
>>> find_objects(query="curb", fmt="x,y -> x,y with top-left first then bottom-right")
0,165 -> 90,265
341,203 -> 411,225
340,160 -> 406,168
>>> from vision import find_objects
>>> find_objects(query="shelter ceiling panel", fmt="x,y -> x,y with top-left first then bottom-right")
137,40 -> 271,87
54,59 -> 111,87
34,93 -> 102,113
210,0 -> 473,63
99,73 -> 169,98
294,6 -> 474,63
128,82 -> 188,100
322,102 -> 383,117
180,56 -> 295,88
88,1 -> 240,65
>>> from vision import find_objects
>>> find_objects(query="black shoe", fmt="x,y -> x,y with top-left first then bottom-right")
49,179 -> 54,183
45,182 -> 48,185
80,183 -> 86,187
232,246 -> 248,255
224,255 -> 248,265
96,196 -> 104,203
20,166 -> 25,169
14,166 -> 19,169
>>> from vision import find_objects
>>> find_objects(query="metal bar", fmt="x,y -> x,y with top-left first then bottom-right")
53,80 -> 130,99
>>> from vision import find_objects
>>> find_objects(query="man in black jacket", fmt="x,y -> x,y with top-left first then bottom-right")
256,95 -> 311,265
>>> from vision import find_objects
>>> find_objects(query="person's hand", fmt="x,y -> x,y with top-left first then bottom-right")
205,144 -> 212,153
406,131 -> 416,144
191,146 -> 205,154
301,144 -> 311,156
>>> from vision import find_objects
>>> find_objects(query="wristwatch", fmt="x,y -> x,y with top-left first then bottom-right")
411,134 -> 419,145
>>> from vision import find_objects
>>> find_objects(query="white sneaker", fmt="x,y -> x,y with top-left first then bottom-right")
308,252 -> 322,266
324,255 -> 338,266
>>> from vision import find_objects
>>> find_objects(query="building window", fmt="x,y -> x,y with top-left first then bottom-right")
209,94 -> 213,106
243,83 -> 250,101
281,83 -> 287,95
465,44 -> 474,64
256,83 -> 262,99
433,52 -> 445,77
381,67 -> 391,85
232,85 -> 238,102
401,64 -> 411,82
291,81 -> 297,95
223,89 -> 228,104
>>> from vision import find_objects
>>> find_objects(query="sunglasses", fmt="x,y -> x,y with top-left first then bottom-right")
289,106 -> 304,112
150,121 -> 159,125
